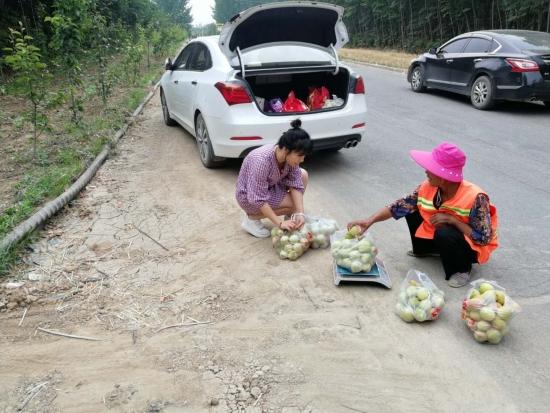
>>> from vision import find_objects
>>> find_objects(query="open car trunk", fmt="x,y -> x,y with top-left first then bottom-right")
240,68 -> 350,114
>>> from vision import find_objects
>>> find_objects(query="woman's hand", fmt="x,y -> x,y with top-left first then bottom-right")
291,213 -> 305,229
347,220 -> 370,234
430,213 -> 460,227
280,220 -> 297,231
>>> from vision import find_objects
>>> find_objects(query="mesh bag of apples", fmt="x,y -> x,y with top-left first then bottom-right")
461,280 -> 521,344
395,269 -> 446,323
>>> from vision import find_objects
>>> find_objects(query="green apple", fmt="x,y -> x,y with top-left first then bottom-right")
480,307 -> 496,321
487,329 -> 502,344
408,297 -> 420,307
397,305 -> 415,323
474,331 -> 488,342
469,289 -> 481,299
414,308 -> 427,322
492,317 -> 507,330
419,299 -> 432,311
476,320 -> 491,332
497,307 -> 513,321
479,282 -> 495,294
469,310 -> 481,321
481,290 -> 497,303
495,290 -> 506,306
398,291 -> 408,304
416,288 -> 429,301
431,296 -> 445,308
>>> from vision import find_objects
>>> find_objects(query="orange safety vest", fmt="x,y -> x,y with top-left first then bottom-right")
416,180 -> 498,264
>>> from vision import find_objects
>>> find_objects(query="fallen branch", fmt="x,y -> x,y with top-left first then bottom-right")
19,381 -> 49,411
36,327 -> 104,341
253,392 -> 263,406
154,320 -> 214,334
133,224 -> 169,251
18,307 -> 29,327
341,404 -> 369,413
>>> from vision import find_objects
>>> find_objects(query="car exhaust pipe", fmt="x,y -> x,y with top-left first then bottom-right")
350,139 -> 359,147
344,140 -> 352,148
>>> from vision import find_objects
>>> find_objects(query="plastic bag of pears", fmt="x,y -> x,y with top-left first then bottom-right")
330,227 -> 378,273
461,279 -> 521,344
395,269 -> 445,323
304,216 -> 339,249
271,226 -> 313,261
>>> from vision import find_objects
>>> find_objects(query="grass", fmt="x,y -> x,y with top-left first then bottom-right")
0,54 -> 172,276
339,48 -> 418,70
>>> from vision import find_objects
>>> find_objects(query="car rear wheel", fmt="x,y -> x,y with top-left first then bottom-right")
543,101 -> 550,110
161,89 -> 177,126
195,113 -> 222,168
471,76 -> 494,110
410,66 -> 426,92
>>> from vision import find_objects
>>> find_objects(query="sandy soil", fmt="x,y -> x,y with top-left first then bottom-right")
0,92 -> 530,412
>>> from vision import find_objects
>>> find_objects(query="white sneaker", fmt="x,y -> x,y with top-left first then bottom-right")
241,217 -> 270,238
448,272 -> 472,288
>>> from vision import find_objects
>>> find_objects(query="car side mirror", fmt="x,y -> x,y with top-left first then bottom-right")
165,58 -> 173,71
428,47 -> 437,55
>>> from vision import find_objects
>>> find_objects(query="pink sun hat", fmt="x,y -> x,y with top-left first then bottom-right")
410,142 -> 466,182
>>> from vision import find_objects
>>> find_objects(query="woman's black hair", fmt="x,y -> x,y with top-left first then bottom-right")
277,119 -> 313,155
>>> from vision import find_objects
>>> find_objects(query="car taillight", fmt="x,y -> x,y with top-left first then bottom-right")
505,58 -> 539,72
353,75 -> 365,94
214,81 -> 252,105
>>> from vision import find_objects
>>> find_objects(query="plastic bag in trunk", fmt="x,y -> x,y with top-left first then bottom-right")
307,86 -> 330,110
395,269 -> 445,323
461,279 -> 521,344
283,91 -> 309,112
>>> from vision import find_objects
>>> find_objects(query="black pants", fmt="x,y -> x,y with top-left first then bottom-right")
405,211 -> 478,280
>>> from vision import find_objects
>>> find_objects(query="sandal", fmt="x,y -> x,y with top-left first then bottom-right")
448,272 -> 472,288
406,250 -> 440,258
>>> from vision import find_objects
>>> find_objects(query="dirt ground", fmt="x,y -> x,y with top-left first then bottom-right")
0,91 -> 532,413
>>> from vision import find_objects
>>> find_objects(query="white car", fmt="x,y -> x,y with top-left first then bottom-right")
159,1 -> 367,168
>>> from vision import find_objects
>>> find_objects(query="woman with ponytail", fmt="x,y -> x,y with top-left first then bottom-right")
236,119 -> 313,238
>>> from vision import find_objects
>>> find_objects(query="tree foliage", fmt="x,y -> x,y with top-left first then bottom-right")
212,0 -> 550,51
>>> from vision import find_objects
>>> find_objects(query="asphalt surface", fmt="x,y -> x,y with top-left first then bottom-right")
300,64 -> 550,410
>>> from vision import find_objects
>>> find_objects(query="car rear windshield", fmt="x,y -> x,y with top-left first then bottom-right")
510,32 -> 550,53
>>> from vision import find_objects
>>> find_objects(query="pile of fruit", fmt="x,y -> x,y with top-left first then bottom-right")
461,280 -> 520,344
271,227 -> 312,261
304,217 -> 339,249
330,226 -> 378,273
395,270 -> 445,322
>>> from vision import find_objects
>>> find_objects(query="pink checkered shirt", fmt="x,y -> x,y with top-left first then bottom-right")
236,144 -> 304,215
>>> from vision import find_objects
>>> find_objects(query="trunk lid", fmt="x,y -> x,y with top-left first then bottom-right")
219,2 -> 348,65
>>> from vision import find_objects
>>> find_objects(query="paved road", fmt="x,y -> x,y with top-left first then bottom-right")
301,64 -> 550,410
308,63 -> 550,298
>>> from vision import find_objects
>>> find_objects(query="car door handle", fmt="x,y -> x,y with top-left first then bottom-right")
173,80 -> 179,84
191,81 -> 197,85
474,58 -> 483,63
446,59 -> 454,64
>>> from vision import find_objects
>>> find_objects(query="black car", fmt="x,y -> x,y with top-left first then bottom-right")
407,30 -> 550,109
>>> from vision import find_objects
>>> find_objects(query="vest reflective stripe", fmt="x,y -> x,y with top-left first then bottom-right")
416,180 -> 498,264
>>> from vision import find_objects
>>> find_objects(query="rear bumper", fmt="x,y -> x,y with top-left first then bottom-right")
204,94 -> 367,158
495,73 -> 550,101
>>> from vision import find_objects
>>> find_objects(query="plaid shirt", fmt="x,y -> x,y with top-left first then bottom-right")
236,145 -> 304,215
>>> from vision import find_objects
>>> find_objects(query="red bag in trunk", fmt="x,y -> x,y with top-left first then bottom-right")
283,91 -> 309,112
308,86 -> 330,110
